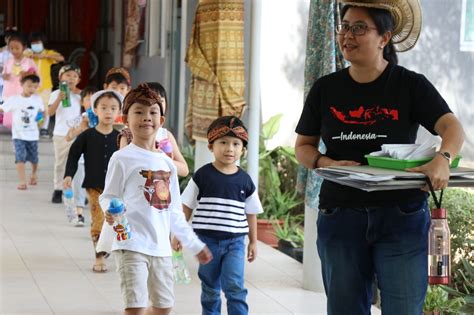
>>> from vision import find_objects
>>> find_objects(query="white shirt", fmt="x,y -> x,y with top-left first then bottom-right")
48,89 -> 81,136
2,94 -> 43,140
99,143 -> 205,257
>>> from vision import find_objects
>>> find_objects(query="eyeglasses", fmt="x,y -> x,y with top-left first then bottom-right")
336,23 -> 377,36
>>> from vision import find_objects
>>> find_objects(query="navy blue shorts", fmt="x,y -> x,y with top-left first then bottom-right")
13,139 -> 39,164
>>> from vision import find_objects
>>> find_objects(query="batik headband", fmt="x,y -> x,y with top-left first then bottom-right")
105,67 -> 131,85
123,83 -> 164,115
58,64 -> 81,78
207,116 -> 248,146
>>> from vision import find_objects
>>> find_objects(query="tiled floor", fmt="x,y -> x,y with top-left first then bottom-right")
0,131 -> 381,314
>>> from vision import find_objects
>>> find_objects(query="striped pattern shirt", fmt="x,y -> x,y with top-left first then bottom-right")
181,163 -> 263,238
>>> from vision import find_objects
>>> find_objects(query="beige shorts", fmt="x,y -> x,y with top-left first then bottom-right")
114,250 -> 174,309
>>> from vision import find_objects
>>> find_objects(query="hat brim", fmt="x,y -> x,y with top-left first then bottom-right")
90,90 -> 125,113
338,0 -> 422,52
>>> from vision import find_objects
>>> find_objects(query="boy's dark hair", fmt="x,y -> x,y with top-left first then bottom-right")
146,82 -> 168,114
94,91 -> 123,110
29,31 -> 46,43
4,28 -> 19,42
20,73 -> 40,84
80,86 -> 99,100
8,33 -> 27,47
105,67 -> 131,86
105,72 -> 130,86
207,116 -> 248,147
123,84 -> 163,116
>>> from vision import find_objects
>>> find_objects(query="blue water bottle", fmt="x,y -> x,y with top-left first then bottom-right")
109,198 -> 132,241
63,188 -> 75,222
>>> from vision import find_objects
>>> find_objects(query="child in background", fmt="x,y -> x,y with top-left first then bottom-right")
48,64 -> 82,204
1,33 -> 37,129
118,82 -> 189,177
103,67 -> 131,98
99,84 -> 212,314
0,28 -> 17,105
64,90 -> 123,273
64,86 -> 98,226
25,32 -> 65,137
179,116 -> 263,315
0,70 -> 43,189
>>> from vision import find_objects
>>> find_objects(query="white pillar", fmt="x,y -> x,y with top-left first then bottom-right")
303,205 -> 325,292
247,0 -> 262,187
177,0 -> 188,146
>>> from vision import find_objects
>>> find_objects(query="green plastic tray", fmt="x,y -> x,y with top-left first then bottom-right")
364,155 -> 461,170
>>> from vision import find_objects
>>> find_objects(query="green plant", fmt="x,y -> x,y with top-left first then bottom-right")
441,258 -> 474,314
243,114 -> 302,220
272,214 -> 304,248
428,188 -> 474,294
179,144 -> 195,192
423,285 -> 464,313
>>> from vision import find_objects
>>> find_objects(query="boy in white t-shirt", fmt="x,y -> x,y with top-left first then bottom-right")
48,64 -> 82,203
0,70 -> 43,189
99,84 -> 212,314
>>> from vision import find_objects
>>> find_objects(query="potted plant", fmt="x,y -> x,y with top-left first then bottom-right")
272,214 -> 304,262
241,114 -> 303,247
441,258 -> 474,314
423,285 -> 464,315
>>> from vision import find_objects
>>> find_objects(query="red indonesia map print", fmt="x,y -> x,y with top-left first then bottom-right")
330,105 -> 398,125
139,170 -> 171,210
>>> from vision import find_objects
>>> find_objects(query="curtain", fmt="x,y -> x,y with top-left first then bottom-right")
184,0 -> 246,141
122,0 -> 144,68
22,0 -> 49,34
296,0 -> 346,209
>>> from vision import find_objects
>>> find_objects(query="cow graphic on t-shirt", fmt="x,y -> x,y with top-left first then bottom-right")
139,170 -> 171,210
330,105 -> 398,125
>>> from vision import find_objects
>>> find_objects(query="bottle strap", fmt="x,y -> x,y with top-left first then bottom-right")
426,177 -> 443,209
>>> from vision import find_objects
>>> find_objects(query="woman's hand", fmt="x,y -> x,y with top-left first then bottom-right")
406,155 -> 450,191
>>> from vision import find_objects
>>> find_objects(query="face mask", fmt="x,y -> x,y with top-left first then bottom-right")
31,43 -> 44,53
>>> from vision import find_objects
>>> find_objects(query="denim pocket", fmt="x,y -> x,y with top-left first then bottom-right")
396,200 -> 428,216
319,207 -> 340,217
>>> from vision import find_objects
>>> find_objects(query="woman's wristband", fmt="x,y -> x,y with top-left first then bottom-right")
313,154 -> 325,169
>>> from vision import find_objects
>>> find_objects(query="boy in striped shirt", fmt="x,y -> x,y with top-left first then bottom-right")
180,116 -> 263,315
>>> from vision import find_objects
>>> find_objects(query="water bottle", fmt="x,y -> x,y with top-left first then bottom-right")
63,188 -> 75,222
172,250 -> 191,284
35,111 -> 44,123
159,138 -> 173,158
428,207 -> 450,285
108,198 -> 132,241
86,107 -> 98,128
59,81 -> 71,108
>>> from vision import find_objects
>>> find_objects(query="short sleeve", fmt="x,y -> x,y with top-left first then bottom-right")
245,190 -> 263,214
181,178 -> 199,209
2,97 -> 15,112
49,90 -> 59,106
99,154 -> 125,211
410,74 -> 452,135
295,80 -> 322,136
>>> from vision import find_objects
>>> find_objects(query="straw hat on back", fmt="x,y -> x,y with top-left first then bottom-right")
338,0 -> 422,52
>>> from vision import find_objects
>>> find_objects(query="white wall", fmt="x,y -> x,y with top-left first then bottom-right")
260,0 -> 309,148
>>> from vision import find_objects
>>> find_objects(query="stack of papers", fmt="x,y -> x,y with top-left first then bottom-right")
316,165 -> 474,192
369,142 -> 436,160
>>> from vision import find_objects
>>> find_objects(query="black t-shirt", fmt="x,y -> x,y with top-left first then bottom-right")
295,63 -> 452,208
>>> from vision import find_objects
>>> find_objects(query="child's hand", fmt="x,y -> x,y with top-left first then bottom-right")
3,73 -> 11,80
56,91 -> 66,102
63,176 -> 72,189
196,246 -> 213,264
171,237 -> 182,251
105,211 -> 115,225
247,241 -> 257,262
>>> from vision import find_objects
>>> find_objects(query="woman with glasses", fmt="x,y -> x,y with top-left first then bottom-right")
294,0 -> 464,314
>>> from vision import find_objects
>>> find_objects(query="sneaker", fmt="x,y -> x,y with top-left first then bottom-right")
52,190 -> 62,203
75,215 -> 85,227
40,129 -> 49,138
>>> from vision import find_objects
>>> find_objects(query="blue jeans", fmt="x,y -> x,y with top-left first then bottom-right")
197,234 -> 248,315
317,200 -> 430,315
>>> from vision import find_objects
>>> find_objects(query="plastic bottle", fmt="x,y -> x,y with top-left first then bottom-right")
159,138 -> 173,158
172,250 -> 191,284
35,111 -> 44,123
428,207 -> 450,285
60,81 -> 71,107
108,198 -> 132,241
86,107 -> 98,128
63,188 -> 75,222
